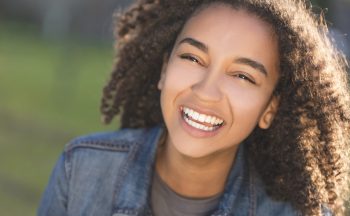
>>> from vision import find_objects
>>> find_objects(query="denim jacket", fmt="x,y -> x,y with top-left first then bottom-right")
38,125 -> 305,216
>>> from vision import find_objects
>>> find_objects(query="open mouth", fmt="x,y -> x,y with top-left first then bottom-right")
181,106 -> 225,132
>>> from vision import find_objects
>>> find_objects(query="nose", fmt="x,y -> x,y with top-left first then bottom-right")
191,72 -> 223,102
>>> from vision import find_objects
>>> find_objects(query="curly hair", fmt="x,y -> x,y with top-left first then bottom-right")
100,0 -> 350,215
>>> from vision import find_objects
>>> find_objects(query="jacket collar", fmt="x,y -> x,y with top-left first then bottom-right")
112,125 -> 254,216
112,126 -> 163,216
212,141 -> 255,216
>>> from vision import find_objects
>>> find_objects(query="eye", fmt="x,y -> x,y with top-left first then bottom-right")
233,73 -> 256,84
179,54 -> 202,65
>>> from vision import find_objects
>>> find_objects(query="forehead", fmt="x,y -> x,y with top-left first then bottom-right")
174,3 -> 279,77
179,3 -> 276,44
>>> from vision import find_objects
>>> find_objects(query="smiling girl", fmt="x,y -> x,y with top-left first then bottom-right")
39,0 -> 350,216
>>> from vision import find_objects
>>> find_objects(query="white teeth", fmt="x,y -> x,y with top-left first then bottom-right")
210,118 -> 216,125
182,106 -> 224,127
215,118 -> 224,125
184,115 -> 215,131
198,114 -> 205,122
204,116 -> 211,123
193,112 -> 199,120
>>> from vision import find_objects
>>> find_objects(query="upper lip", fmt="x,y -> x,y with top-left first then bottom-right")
180,104 -> 225,121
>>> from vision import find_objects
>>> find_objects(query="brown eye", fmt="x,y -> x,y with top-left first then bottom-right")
179,54 -> 201,65
234,73 -> 256,84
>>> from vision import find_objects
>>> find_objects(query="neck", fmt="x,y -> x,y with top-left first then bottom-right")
155,135 -> 238,198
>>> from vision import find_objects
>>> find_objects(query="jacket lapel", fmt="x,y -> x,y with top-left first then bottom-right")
112,126 -> 164,216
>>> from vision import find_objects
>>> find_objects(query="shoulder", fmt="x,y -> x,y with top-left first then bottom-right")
61,125 -> 163,178
40,126 -> 163,215
64,126 -> 161,153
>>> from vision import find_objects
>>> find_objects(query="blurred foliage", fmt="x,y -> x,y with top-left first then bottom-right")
0,21 -> 118,215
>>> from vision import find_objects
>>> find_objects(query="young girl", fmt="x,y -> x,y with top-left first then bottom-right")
38,0 -> 350,215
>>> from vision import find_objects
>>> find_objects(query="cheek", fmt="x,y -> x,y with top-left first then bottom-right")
222,79 -> 271,123
162,62 -> 204,94
160,63 -> 198,117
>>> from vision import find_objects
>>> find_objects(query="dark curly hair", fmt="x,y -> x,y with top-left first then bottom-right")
101,0 -> 350,215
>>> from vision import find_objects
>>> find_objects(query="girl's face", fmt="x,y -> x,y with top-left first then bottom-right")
158,4 -> 280,159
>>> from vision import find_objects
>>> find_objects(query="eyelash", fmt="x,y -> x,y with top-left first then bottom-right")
179,54 -> 256,85
233,73 -> 256,84
179,54 -> 202,65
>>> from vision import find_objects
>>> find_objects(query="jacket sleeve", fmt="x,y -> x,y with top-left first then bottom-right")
37,153 -> 69,216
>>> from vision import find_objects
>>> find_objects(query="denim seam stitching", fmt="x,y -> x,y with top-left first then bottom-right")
111,141 -> 142,215
66,140 -> 133,152
62,151 -> 70,210
249,160 -> 256,216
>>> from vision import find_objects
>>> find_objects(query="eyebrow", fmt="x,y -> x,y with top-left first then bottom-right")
178,37 -> 268,76
178,37 -> 208,53
234,57 -> 268,76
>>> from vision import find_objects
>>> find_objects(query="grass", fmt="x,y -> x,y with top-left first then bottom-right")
0,21 -> 118,215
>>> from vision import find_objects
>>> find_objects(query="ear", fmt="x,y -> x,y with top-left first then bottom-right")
157,54 -> 169,90
258,96 -> 279,129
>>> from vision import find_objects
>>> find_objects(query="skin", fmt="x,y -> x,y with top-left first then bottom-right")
156,4 -> 280,198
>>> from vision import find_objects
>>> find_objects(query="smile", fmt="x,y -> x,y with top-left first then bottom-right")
181,106 -> 225,132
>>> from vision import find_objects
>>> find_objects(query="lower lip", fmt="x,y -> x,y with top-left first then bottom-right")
179,109 -> 223,138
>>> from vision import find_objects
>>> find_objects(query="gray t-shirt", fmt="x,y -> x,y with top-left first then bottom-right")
151,172 -> 222,216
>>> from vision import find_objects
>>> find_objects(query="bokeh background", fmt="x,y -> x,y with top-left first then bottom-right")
0,0 -> 349,215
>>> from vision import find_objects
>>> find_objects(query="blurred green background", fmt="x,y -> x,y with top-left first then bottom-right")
0,0 -> 349,215
0,22 -> 117,215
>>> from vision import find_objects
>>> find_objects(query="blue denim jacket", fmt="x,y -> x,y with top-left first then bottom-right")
38,125 -> 304,216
